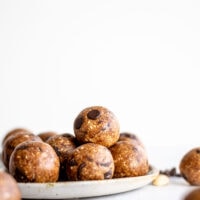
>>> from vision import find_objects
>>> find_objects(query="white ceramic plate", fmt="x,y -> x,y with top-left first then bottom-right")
17,166 -> 158,199
0,155 -> 159,199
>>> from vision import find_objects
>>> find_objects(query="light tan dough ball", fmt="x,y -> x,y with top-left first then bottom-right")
73,106 -> 120,147
0,171 -> 21,200
66,143 -> 114,181
109,141 -> 149,178
9,141 -> 60,183
179,147 -> 200,185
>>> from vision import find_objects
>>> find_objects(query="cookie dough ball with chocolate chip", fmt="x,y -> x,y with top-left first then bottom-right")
9,141 -> 60,183
179,147 -> 200,185
0,171 -> 21,200
46,134 -> 77,181
109,141 -> 149,178
66,143 -> 114,181
2,132 -> 42,169
74,106 -> 120,147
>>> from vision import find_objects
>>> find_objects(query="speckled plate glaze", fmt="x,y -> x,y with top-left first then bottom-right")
16,166 -> 158,199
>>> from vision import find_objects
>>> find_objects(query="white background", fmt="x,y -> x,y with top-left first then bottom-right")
1,0 -> 200,148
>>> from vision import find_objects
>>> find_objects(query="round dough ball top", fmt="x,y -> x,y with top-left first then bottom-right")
73,106 -> 120,147
2,127 -> 31,145
38,131 -> 58,142
118,132 -> 144,147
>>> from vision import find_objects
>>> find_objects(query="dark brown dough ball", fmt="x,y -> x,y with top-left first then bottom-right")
179,147 -> 200,185
0,171 -> 21,200
119,132 -> 144,147
66,143 -> 114,181
184,188 -> 200,200
2,132 -> 42,169
74,106 -> 120,147
9,141 -> 60,183
46,134 -> 77,181
2,127 -> 31,145
109,141 -> 149,178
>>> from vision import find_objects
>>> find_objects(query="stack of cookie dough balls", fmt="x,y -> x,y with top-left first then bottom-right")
1,105 -> 150,184
70,105 -> 149,180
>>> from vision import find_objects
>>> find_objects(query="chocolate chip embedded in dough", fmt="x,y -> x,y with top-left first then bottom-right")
77,163 -> 86,180
196,149 -> 200,154
74,117 -> 83,129
104,170 -> 113,179
66,143 -> 114,180
87,109 -> 100,120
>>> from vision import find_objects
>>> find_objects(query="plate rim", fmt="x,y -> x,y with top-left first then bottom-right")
17,165 -> 159,199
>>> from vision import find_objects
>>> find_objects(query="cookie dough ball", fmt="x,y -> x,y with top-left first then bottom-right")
184,188 -> 200,200
46,134 -> 77,181
119,132 -> 144,147
179,147 -> 200,185
38,131 -> 58,142
2,132 -> 42,169
74,106 -> 120,147
109,141 -> 149,178
9,141 -> 60,183
66,143 -> 114,181
2,127 -> 31,145
0,171 -> 21,200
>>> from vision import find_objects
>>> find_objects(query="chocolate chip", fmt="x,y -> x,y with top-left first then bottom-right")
104,170 -> 113,179
86,156 -> 93,162
97,161 -> 111,167
74,117 -> 83,129
77,162 -> 86,180
87,110 -> 100,120
196,149 -> 200,154
68,158 -> 78,166
160,167 -> 182,177
14,168 -> 29,182
54,146 -> 61,156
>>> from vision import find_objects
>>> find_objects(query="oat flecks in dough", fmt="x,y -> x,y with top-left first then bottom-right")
66,143 -> 114,181
9,141 -> 60,183
180,147 -> 200,185
73,106 -> 120,147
